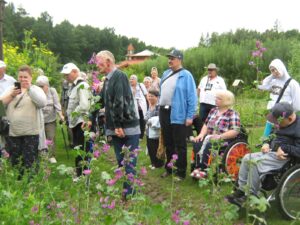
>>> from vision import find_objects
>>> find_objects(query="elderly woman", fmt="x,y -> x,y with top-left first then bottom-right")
150,67 -> 160,90
36,75 -> 64,163
0,65 -> 47,174
190,90 -> 241,178
143,76 -> 152,91
129,74 -> 148,139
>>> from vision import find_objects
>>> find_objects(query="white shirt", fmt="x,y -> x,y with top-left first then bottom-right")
198,75 -> 227,105
0,74 -> 16,96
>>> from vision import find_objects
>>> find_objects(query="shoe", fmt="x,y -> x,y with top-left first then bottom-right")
49,157 -> 57,164
160,171 -> 171,178
174,176 -> 185,182
225,189 -> 246,207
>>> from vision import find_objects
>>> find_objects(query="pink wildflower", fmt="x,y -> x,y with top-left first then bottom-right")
140,167 -> 147,176
83,169 -> 92,175
183,220 -> 190,225
167,162 -> 173,168
108,200 -> 116,209
106,179 -> 117,186
102,144 -> 110,153
31,205 -> 39,213
1,149 -> 9,158
172,154 -> 178,161
45,139 -> 53,147
171,212 -> 180,223
93,150 -> 100,158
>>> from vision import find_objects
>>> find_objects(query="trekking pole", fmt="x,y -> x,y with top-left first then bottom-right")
59,120 -> 70,159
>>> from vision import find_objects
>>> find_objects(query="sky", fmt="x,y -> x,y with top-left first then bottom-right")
6,0 -> 300,50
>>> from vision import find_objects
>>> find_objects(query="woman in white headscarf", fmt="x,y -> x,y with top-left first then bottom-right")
258,59 -> 300,111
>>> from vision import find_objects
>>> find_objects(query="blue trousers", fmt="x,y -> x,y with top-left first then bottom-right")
112,134 -> 140,195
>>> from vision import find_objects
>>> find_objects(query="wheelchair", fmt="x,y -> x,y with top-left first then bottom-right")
260,157 -> 300,220
191,128 -> 250,180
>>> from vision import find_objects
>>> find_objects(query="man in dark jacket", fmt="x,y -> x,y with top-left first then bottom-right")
226,102 -> 300,207
96,50 -> 140,200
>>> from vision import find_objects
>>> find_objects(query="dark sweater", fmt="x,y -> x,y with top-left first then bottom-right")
102,69 -> 139,130
271,115 -> 300,158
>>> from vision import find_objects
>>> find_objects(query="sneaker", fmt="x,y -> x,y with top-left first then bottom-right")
174,176 -> 185,182
190,169 -> 206,179
160,171 -> 171,178
225,189 -> 246,207
49,157 -> 57,164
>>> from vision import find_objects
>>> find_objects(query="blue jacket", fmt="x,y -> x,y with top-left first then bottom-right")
160,68 -> 197,124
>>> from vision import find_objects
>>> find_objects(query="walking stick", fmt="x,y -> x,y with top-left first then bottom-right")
59,121 -> 70,159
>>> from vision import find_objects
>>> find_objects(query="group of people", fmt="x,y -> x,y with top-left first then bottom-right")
1,48 -> 300,205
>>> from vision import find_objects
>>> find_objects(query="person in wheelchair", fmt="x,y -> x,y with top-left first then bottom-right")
190,90 -> 241,179
226,102 -> 300,207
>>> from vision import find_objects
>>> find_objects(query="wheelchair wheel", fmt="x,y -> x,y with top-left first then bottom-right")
221,140 -> 250,180
275,164 -> 300,220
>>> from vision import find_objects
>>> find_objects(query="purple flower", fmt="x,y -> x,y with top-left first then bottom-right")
102,144 -> 110,153
29,220 -> 35,225
127,173 -> 135,182
108,200 -> 116,209
256,40 -> 262,49
260,47 -> 267,52
172,154 -> 178,161
106,179 -> 117,186
167,162 -> 173,168
140,167 -> 147,176
183,220 -> 190,225
171,212 -> 180,223
83,169 -> 92,175
88,53 -> 96,64
45,139 -> 53,147
70,207 -> 76,213
114,168 -> 123,179
31,205 -> 39,213
1,150 -> 9,158
93,150 -> 100,158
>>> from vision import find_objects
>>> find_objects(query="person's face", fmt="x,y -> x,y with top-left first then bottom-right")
215,95 -> 223,107
270,66 -> 281,78
168,57 -> 181,70
147,93 -> 158,105
151,69 -> 158,78
64,70 -> 77,83
208,69 -> 217,78
96,56 -> 110,74
143,80 -> 151,88
0,67 -> 6,77
18,71 -> 32,88
130,78 -> 137,86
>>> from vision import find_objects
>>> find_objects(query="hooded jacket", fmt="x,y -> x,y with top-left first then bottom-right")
258,59 -> 300,111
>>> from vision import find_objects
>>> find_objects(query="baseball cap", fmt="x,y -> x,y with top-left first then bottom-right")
166,49 -> 183,60
0,60 -> 6,68
267,102 -> 294,124
61,63 -> 80,74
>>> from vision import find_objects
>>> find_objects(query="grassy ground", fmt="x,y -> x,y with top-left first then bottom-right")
53,123 -> 298,225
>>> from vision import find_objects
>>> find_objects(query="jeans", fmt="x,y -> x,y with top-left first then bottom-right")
112,134 -> 140,195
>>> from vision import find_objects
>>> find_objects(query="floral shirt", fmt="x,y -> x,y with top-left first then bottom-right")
205,107 -> 240,135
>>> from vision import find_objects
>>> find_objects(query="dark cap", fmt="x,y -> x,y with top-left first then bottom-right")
166,49 -> 183,60
267,102 -> 294,124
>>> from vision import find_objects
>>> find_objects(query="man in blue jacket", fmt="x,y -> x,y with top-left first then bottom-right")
159,49 -> 197,180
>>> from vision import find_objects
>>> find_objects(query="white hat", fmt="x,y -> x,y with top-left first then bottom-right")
36,75 -> 50,87
0,60 -> 6,68
60,63 -> 80,74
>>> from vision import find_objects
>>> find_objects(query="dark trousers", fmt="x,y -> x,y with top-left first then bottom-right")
193,141 -> 212,170
146,137 -> 164,168
199,103 -> 215,126
7,135 -> 39,176
72,123 -> 91,176
186,115 -> 202,137
159,107 -> 187,178
138,109 -> 145,139
112,134 -> 140,196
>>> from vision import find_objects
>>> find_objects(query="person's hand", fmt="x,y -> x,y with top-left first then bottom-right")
194,133 -> 205,142
261,143 -> 270,153
185,119 -> 193,126
11,88 -> 21,98
93,83 -> 102,94
81,121 -> 92,130
115,128 -> 125,138
276,147 -> 288,160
